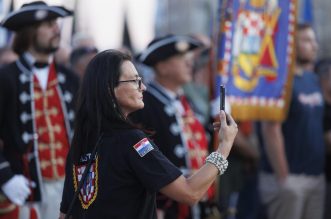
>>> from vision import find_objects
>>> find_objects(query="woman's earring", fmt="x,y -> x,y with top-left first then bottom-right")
110,98 -> 117,109
108,86 -> 117,108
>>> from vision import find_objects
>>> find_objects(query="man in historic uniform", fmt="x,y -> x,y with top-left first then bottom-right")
0,1 -> 78,219
132,35 -> 212,219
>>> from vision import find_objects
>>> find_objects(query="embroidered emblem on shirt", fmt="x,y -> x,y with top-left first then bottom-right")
298,92 -> 323,107
133,138 -> 154,157
73,156 -> 98,209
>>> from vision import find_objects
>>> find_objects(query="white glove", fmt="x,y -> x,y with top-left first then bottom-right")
1,175 -> 31,205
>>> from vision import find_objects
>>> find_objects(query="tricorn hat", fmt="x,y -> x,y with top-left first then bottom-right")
1,1 -> 73,31
137,34 -> 203,66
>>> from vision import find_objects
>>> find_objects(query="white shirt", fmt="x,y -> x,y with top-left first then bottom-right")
23,53 -> 53,92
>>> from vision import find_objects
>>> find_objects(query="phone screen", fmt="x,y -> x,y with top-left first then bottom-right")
220,85 -> 225,111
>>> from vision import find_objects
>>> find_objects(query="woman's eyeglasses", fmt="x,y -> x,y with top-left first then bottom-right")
118,77 -> 143,89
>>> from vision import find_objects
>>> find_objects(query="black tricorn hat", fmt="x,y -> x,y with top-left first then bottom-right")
1,1 -> 73,31
137,34 -> 203,66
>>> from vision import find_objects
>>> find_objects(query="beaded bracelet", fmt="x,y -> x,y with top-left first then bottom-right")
205,152 -> 229,175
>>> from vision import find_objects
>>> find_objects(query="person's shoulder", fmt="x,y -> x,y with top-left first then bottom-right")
104,128 -> 145,141
55,64 -> 78,79
103,128 -> 148,153
0,61 -> 19,75
0,62 -> 19,86
305,71 -> 321,86
55,64 -> 80,87
120,128 -> 146,142
303,71 -> 318,79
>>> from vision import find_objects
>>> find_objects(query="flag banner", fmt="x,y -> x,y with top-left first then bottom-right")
217,0 -> 298,121
299,0 -> 313,24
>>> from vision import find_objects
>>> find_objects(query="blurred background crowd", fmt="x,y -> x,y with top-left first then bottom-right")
0,0 -> 330,219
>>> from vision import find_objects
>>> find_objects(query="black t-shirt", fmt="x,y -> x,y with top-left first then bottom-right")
61,128 -> 182,219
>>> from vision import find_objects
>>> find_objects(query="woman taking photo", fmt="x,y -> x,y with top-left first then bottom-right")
59,50 -> 237,219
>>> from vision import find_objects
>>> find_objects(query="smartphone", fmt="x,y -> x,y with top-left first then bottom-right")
220,85 -> 230,124
220,85 -> 225,111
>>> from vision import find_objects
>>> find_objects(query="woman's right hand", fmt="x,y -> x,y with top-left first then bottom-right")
212,110 -> 238,158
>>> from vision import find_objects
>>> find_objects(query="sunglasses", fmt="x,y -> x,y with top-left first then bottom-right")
118,77 -> 143,89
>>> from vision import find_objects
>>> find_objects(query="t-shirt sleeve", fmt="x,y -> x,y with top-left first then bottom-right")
127,131 -> 182,192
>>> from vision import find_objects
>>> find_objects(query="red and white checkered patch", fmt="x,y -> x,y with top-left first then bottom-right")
73,156 -> 98,209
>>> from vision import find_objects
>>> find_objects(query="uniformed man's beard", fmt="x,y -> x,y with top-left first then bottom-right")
34,46 -> 58,55
32,36 -> 60,55
33,43 -> 59,55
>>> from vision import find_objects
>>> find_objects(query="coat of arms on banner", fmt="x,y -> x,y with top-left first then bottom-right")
217,0 -> 297,121
73,156 -> 99,209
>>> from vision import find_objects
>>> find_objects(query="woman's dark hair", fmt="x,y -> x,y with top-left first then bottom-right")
72,49 -> 132,163
12,25 -> 38,55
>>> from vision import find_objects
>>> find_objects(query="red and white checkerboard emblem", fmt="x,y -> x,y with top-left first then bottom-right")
239,11 -> 264,37
73,156 -> 99,209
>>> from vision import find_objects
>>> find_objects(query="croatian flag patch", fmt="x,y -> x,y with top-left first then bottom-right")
133,138 -> 154,157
